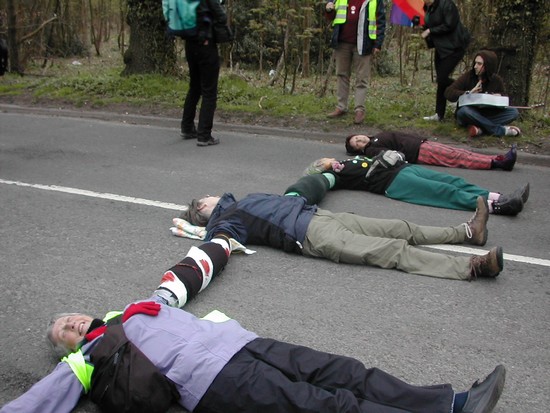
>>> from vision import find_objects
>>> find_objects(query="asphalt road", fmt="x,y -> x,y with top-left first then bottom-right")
0,109 -> 548,412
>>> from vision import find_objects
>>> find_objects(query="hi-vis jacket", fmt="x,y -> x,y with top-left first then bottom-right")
0,298 -> 257,413
328,0 -> 386,55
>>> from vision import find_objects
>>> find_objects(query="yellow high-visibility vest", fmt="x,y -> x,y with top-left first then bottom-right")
332,0 -> 378,40
61,311 -> 122,393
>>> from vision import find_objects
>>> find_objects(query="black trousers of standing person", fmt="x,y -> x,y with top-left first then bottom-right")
181,38 -> 220,141
434,48 -> 465,120
196,338 -> 454,413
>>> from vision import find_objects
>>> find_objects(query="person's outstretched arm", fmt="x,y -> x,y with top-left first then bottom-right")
284,174 -> 331,205
154,235 -> 232,307
0,362 -> 82,413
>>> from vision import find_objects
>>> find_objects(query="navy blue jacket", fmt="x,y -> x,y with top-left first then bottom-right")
205,193 -> 317,253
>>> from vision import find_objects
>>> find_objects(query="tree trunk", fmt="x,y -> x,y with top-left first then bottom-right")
122,0 -> 176,76
488,0 -> 548,106
6,0 -> 22,74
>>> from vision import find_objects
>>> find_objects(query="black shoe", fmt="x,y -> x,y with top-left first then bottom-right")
492,144 -> 517,171
497,183 -> 529,205
514,182 -> 529,203
492,195 -> 523,216
181,131 -> 197,140
197,137 -> 220,147
461,365 -> 506,413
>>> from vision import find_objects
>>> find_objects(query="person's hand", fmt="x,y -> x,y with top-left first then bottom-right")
421,29 -> 430,39
470,80 -> 482,94
318,157 -> 337,170
330,160 -> 345,172
326,2 -> 335,12
373,48 -> 381,55
123,301 -> 161,322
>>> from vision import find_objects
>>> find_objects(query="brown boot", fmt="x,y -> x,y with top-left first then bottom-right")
327,108 -> 346,118
470,247 -> 504,279
353,109 -> 365,124
464,196 -> 489,246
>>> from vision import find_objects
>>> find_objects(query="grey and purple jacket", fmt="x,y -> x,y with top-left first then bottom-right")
1,297 -> 257,413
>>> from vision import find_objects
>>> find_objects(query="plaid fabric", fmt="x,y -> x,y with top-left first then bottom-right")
417,141 -> 493,169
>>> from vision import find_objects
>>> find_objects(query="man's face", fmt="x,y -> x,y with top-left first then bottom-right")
349,135 -> 370,151
474,56 -> 485,76
198,196 -> 221,210
51,314 -> 94,351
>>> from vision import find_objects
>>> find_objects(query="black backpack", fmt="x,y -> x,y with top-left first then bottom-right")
89,317 -> 179,413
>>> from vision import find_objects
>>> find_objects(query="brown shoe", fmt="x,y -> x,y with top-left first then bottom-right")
353,110 -> 365,124
470,247 -> 503,279
464,196 -> 489,246
327,108 -> 346,118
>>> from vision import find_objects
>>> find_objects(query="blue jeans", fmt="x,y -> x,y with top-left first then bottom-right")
456,105 -> 519,136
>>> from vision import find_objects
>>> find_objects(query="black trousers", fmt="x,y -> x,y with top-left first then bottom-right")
434,49 -> 465,119
181,39 -> 220,140
196,338 -> 454,413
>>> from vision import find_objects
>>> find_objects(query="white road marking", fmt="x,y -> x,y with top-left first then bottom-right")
2,178 -> 549,267
426,245 -> 550,267
0,179 -> 185,211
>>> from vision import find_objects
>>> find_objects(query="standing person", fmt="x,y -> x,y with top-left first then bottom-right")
345,131 -> 518,170
163,0 -> 228,146
445,50 -> 521,137
420,0 -> 470,122
0,284 -> 507,413
325,0 -> 386,124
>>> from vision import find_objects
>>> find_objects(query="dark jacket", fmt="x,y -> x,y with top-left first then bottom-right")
423,0 -> 470,58
197,0 -> 228,42
205,193 -> 317,253
352,132 -> 427,163
327,0 -> 386,55
329,156 -> 408,194
445,50 -> 506,102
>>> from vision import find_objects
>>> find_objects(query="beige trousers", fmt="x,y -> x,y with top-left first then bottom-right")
333,42 -> 372,112
302,209 -> 472,280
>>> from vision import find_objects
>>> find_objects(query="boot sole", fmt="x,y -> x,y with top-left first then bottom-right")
474,197 -> 489,246
197,140 -> 220,147
494,246 -> 504,276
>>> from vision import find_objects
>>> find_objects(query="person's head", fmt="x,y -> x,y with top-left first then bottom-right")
472,50 -> 498,80
303,158 -> 338,175
180,195 -> 221,226
345,134 -> 371,155
473,55 -> 485,77
47,313 -> 94,356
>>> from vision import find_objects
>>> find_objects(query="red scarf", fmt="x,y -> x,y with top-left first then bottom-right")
84,301 -> 161,342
